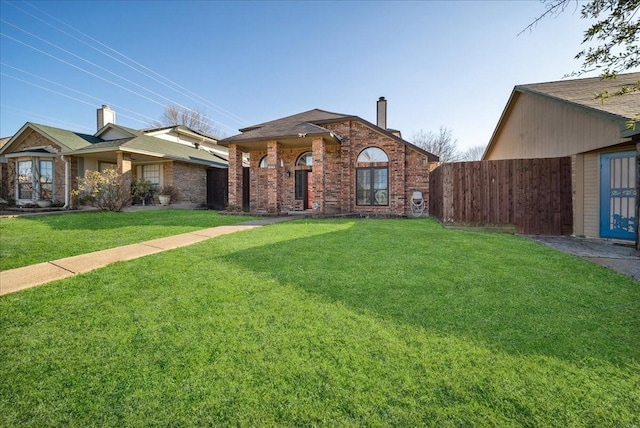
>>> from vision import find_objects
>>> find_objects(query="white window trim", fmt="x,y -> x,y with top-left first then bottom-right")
136,163 -> 164,188
14,156 -> 56,203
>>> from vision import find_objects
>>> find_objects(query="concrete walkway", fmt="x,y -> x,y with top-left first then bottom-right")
527,235 -> 640,282
0,217 -> 297,296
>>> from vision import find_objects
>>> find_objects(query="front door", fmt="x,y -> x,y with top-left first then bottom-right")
600,151 -> 637,240
295,170 -> 313,210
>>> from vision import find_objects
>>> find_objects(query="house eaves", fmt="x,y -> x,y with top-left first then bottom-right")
483,76 -> 640,159
483,88 -> 519,160
143,124 -> 219,143
517,85 -> 632,131
69,136 -> 227,168
4,147 -> 58,158
221,108 -> 439,162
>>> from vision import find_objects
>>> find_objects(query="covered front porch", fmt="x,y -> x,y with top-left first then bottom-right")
226,134 -> 341,215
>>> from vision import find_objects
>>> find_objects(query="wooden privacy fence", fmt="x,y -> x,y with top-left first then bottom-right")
429,158 -> 573,235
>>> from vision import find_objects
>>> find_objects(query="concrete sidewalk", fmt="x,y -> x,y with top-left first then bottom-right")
0,220 -> 287,296
527,235 -> 640,282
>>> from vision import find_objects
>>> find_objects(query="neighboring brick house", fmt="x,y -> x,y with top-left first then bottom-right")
0,106 -> 228,208
219,98 -> 439,216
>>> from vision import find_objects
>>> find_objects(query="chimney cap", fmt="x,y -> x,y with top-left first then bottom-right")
378,96 -> 386,101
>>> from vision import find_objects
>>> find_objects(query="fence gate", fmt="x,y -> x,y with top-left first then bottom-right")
600,151 -> 637,240
207,167 -> 228,210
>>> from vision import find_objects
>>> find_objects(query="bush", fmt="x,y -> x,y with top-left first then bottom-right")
72,170 -> 131,211
158,185 -> 178,199
131,180 -> 155,205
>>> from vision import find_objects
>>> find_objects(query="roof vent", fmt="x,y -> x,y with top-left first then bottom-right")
377,97 -> 387,129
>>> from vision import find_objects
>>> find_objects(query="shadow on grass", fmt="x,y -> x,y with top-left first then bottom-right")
220,218 -> 640,367
17,209 -> 253,231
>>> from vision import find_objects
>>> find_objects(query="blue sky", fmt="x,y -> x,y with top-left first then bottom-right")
1,0 -> 635,150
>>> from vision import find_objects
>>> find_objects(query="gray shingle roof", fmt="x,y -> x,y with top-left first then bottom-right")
517,72 -> 640,121
219,108 -> 439,161
27,123 -> 102,150
221,109 -> 353,144
71,134 -> 226,167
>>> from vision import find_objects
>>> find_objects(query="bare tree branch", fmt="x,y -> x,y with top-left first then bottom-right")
523,0 -> 640,127
154,104 -> 222,137
411,127 -> 459,163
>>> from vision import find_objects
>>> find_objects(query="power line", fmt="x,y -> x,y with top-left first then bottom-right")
1,72 -> 152,128
1,104 -> 95,133
0,20 -> 236,134
0,32 -> 238,135
8,0 -> 250,127
1,62 -> 158,126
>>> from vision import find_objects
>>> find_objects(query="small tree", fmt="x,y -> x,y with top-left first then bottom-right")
155,104 -> 220,136
522,0 -> 639,127
72,169 -> 130,211
411,126 -> 459,163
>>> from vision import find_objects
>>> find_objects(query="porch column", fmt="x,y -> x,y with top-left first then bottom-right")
312,137 -> 325,214
228,144 -> 244,210
117,151 -> 132,207
266,140 -> 282,214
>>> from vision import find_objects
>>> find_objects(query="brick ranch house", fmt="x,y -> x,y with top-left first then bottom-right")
219,98 -> 439,216
0,105 -> 229,208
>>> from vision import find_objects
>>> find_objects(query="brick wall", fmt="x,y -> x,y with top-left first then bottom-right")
244,119 -> 431,216
325,120 -> 430,216
170,161 -> 207,205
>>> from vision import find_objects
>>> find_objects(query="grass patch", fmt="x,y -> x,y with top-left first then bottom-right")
1,218 -> 638,426
0,210 -> 257,270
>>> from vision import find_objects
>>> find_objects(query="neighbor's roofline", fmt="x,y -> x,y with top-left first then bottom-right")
67,144 -> 227,168
482,85 -> 637,159
0,122 -> 82,156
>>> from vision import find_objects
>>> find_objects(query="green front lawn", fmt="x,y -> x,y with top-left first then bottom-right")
0,210 -> 256,271
1,219 -> 638,426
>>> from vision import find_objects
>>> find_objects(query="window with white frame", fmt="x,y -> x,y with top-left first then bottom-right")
141,164 -> 161,187
16,158 -> 55,201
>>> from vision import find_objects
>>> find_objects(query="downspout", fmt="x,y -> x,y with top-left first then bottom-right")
61,154 -> 70,209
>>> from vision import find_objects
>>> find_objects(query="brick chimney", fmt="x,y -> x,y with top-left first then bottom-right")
97,105 -> 116,131
376,97 -> 387,129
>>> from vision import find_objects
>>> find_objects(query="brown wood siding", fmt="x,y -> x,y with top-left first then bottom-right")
486,92 -> 622,160
429,158 -> 573,235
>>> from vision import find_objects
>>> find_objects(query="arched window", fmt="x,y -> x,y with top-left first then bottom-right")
259,156 -> 268,168
357,147 -> 388,163
296,152 -> 313,167
356,147 -> 389,206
